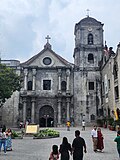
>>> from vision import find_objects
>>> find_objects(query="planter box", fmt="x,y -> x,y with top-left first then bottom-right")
33,135 -> 59,139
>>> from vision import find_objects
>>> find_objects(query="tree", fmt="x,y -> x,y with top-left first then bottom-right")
0,63 -> 21,103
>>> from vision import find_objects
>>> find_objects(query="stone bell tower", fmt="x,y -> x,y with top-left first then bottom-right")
73,16 -> 104,125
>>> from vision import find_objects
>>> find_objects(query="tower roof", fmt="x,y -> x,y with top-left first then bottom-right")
78,16 -> 103,26
74,16 -> 104,34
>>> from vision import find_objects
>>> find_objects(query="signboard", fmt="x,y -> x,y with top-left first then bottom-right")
25,125 -> 39,134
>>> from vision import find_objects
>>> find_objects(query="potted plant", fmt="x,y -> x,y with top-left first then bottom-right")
96,119 -> 103,127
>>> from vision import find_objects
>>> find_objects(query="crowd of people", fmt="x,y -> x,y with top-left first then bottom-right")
0,125 -> 12,154
1,124 -> 120,159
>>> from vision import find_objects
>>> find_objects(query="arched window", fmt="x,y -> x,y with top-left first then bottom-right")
27,81 -> 32,90
61,81 -> 66,91
88,53 -> 94,63
91,114 -> 95,121
88,34 -> 93,45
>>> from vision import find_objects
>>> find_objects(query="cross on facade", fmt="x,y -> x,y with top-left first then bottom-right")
86,9 -> 90,17
45,35 -> 51,43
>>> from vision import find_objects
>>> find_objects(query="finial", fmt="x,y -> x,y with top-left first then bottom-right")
86,9 -> 90,17
45,35 -> 51,43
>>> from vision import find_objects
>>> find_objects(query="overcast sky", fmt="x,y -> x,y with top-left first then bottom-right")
0,0 -> 120,63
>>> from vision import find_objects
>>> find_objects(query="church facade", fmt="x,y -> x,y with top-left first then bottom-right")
1,16 -> 120,127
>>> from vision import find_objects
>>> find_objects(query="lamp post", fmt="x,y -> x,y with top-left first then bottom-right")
44,115 -> 49,127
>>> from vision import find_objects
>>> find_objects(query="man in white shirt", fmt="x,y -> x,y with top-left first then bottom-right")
91,125 -> 98,152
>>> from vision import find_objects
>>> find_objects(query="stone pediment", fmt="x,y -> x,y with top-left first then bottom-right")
21,44 -> 73,68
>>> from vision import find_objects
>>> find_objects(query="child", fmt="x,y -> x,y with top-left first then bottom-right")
114,130 -> 120,158
66,121 -> 71,131
82,120 -> 85,131
49,145 -> 59,160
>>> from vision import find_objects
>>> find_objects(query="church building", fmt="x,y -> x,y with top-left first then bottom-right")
1,16 -> 120,127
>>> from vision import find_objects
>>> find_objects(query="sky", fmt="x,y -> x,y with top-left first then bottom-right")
0,0 -> 120,63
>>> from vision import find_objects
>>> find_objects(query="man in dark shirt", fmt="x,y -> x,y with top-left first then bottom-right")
72,130 -> 87,160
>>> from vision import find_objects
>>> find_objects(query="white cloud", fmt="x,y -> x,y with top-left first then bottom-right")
0,0 -> 120,62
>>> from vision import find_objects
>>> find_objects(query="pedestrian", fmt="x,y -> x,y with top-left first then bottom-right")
0,128 -> 7,154
114,130 -> 120,158
19,121 -> 23,129
91,125 -> 98,152
117,126 -> 120,135
6,128 -> 12,151
82,120 -> 85,131
97,128 -> 104,152
72,130 -> 87,160
49,144 -> 59,160
51,120 -> 53,127
2,125 -> 6,132
59,137 -> 72,160
66,121 -> 71,131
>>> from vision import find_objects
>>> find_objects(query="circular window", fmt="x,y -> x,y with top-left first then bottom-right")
43,57 -> 52,65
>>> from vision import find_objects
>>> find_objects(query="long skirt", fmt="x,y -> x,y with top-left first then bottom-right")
6,136 -> 12,151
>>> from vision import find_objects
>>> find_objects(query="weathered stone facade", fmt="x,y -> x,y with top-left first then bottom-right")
73,17 -> 103,125
101,43 -> 120,119
1,16 -> 120,127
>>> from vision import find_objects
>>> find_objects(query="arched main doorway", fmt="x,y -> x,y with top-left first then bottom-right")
39,105 -> 54,127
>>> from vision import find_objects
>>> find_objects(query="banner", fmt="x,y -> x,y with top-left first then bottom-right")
114,106 -> 118,120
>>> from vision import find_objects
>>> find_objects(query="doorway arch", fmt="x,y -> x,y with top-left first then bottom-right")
39,105 -> 54,127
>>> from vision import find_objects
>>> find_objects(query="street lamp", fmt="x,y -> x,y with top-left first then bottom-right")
44,115 -> 49,127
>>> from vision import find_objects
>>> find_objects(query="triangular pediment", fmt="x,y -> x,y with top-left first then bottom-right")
21,45 -> 73,68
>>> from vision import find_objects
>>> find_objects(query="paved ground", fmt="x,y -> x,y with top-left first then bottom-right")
0,127 -> 119,160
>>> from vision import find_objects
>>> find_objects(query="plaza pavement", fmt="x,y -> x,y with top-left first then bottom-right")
0,126 -> 119,160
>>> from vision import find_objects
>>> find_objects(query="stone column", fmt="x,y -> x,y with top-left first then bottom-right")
32,68 -> 37,90
57,98 -> 61,125
58,69 -> 62,93
31,97 -> 35,123
23,97 -> 27,123
66,98 -> 70,121
24,68 -> 28,90
66,69 -> 70,93
54,110 -> 57,127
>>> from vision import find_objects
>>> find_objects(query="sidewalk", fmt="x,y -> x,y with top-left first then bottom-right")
0,127 -> 119,160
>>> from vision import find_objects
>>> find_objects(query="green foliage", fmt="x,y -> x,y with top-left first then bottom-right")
0,63 -> 21,102
11,130 -> 19,138
115,119 -> 120,125
34,128 -> 60,138
107,117 -> 114,125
